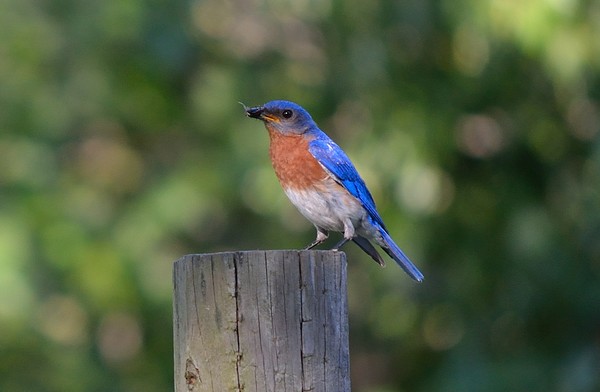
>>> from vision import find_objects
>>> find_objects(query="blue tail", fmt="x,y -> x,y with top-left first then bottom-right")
379,228 -> 424,282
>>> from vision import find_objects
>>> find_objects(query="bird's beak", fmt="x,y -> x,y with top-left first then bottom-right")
245,105 -> 265,119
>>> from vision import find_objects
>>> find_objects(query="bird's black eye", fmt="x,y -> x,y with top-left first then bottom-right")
282,109 -> 293,119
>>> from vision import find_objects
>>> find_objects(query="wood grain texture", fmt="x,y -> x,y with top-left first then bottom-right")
173,250 -> 350,392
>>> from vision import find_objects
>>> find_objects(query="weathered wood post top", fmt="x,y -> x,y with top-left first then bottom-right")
173,250 -> 350,392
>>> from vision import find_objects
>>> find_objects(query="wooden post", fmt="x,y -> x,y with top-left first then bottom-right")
173,250 -> 350,392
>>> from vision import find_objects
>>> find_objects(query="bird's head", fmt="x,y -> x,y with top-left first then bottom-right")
244,100 -> 316,135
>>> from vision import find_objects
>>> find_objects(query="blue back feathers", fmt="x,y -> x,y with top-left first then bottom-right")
308,135 -> 388,232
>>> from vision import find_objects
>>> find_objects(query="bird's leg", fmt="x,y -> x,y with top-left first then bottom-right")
332,218 -> 355,251
304,227 -> 328,250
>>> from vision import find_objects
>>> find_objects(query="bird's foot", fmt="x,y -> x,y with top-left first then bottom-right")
331,237 -> 351,251
304,229 -> 329,250
332,218 -> 354,251
304,240 -> 322,250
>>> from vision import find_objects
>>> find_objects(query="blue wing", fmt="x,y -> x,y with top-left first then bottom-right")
309,134 -> 425,282
308,136 -> 387,230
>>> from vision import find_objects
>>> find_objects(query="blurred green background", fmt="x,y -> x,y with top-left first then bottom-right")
1,0 -> 599,391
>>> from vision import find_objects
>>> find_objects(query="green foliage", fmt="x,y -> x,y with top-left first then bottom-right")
1,0 -> 599,390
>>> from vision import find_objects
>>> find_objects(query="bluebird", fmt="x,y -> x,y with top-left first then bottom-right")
244,100 -> 424,282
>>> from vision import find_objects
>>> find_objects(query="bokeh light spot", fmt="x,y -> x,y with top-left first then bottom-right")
397,164 -> 455,214
97,312 -> 143,364
456,114 -> 506,158
37,295 -> 89,346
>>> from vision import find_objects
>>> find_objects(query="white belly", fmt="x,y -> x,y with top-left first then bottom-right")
283,183 -> 367,233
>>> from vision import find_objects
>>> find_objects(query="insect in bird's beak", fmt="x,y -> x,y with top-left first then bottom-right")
242,102 -> 265,119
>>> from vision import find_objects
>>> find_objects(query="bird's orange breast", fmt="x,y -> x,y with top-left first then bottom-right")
267,128 -> 328,190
